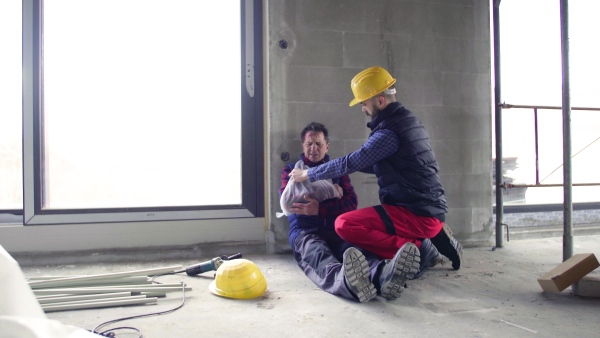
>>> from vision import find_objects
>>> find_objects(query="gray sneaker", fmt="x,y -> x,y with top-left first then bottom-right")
343,247 -> 377,303
379,243 -> 420,300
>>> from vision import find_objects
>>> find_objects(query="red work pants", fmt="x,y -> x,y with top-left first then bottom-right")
334,204 -> 444,259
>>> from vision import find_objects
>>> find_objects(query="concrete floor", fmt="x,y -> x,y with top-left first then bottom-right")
19,235 -> 600,338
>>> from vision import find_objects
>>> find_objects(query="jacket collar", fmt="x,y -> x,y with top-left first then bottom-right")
301,153 -> 330,167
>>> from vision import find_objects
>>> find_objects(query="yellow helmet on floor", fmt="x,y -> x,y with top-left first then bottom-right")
209,259 -> 267,299
349,66 -> 397,106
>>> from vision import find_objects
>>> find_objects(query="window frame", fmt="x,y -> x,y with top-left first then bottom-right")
21,0 -> 264,225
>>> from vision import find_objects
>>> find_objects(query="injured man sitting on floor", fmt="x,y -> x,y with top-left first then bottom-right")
278,121 -> 445,303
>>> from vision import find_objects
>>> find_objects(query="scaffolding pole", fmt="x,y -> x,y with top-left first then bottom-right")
493,0 -> 504,248
560,0 -> 573,261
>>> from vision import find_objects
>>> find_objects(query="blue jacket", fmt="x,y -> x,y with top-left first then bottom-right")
368,102 -> 448,221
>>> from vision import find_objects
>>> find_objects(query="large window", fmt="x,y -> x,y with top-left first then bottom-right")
495,0 -> 600,206
16,0 -> 263,224
0,1 -> 23,212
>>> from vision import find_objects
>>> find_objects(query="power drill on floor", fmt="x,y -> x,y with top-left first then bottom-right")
183,253 -> 242,276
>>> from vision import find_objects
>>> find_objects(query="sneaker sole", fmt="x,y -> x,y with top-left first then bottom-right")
432,224 -> 463,270
343,248 -> 377,303
380,243 -> 420,300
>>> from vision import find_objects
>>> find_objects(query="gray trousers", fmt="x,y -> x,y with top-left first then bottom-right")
293,230 -> 383,301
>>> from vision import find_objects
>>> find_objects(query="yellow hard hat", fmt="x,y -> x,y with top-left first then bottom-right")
349,66 -> 397,106
208,259 -> 267,299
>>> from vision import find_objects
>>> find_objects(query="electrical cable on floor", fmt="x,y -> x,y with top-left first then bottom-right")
90,327 -> 140,337
90,279 -> 186,337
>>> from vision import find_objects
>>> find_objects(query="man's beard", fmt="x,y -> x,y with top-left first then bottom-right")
369,106 -> 381,120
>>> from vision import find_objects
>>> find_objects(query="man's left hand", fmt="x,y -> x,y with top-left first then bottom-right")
290,195 -> 319,215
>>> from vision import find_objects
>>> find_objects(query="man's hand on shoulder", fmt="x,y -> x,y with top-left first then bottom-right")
290,195 -> 319,215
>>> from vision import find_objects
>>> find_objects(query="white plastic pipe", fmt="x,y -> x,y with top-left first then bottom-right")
37,292 -> 132,304
33,285 -> 191,296
41,295 -> 148,307
140,292 -> 167,298
101,283 -> 183,288
36,294 -> 71,299
29,266 -> 182,289
42,297 -> 158,312
30,276 -> 150,287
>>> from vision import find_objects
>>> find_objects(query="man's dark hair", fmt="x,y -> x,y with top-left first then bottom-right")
300,122 -> 329,143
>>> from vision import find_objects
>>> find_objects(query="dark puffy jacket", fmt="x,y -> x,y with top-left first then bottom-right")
368,102 -> 448,221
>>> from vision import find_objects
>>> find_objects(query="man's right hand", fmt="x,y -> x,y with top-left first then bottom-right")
289,168 -> 309,182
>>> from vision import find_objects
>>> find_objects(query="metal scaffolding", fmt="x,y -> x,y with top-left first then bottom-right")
493,0 -> 587,261
499,103 -> 600,190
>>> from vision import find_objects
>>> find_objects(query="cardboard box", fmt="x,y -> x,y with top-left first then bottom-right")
537,253 -> 600,293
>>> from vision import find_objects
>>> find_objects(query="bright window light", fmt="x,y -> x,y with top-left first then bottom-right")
42,0 -> 242,209
0,0 -> 23,210
497,0 -> 600,205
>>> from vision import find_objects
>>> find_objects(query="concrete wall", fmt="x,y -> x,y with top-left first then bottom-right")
0,0 -> 495,262
267,0 -> 494,252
